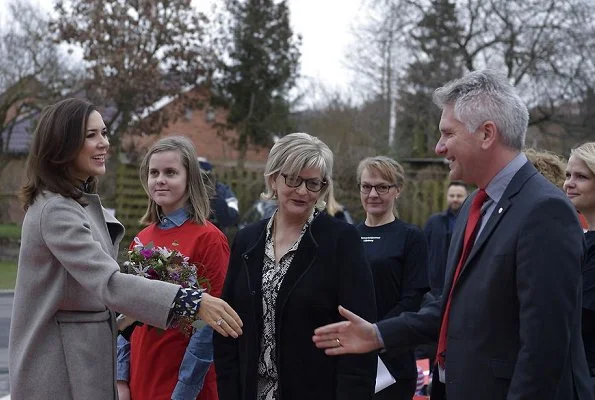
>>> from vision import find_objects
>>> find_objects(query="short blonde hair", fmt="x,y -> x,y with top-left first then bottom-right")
139,136 -> 210,225
357,156 -> 406,217
525,148 -> 567,189
262,132 -> 333,210
569,142 -> 595,177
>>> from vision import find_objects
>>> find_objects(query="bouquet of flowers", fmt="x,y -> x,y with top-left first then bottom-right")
123,237 -> 210,335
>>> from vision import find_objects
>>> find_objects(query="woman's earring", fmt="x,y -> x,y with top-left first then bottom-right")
272,190 -> 277,199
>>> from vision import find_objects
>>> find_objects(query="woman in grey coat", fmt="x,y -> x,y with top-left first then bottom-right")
8,98 -> 242,400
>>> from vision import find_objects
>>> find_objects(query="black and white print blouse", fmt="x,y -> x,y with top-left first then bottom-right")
256,209 -> 317,400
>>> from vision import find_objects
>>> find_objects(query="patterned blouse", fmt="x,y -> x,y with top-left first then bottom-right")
257,209 -> 317,400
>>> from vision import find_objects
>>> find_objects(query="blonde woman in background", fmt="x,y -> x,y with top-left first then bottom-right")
356,156 -> 429,400
526,147 -> 589,230
564,142 -> 595,394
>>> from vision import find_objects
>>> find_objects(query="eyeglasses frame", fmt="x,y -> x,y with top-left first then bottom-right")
358,183 -> 397,195
280,173 -> 327,193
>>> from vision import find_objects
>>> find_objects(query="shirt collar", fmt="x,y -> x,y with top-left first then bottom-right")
485,152 -> 527,204
158,207 -> 191,229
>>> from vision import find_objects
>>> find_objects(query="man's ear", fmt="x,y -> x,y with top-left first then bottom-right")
479,120 -> 497,150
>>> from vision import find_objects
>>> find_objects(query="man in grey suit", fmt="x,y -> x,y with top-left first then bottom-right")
313,70 -> 593,400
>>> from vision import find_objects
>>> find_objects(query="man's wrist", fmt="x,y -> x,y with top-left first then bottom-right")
373,323 -> 386,352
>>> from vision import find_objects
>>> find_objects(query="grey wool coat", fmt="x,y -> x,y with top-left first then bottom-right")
9,192 -> 181,400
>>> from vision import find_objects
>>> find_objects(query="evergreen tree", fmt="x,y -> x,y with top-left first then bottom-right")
394,0 -> 464,157
214,0 -> 301,162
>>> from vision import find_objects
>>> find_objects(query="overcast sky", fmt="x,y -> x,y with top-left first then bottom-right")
195,0 -> 365,102
0,0 -> 363,97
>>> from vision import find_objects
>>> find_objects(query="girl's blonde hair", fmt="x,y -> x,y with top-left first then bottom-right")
569,142 -> 595,177
139,136 -> 210,225
357,156 -> 406,218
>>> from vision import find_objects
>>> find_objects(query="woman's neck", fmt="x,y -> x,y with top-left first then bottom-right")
365,212 -> 395,227
275,210 -> 310,233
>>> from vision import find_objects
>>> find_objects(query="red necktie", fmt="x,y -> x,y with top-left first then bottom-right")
436,189 -> 488,368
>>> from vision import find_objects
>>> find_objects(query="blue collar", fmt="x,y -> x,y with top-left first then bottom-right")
485,152 -> 527,205
158,207 -> 191,230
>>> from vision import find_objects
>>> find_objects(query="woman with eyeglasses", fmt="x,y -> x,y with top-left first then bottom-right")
356,156 -> 429,400
214,133 -> 377,400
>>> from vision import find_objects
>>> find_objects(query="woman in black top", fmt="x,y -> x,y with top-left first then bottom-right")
564,141 -> 595,394
356,156 -> 430,399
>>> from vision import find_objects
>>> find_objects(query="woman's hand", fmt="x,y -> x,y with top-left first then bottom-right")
117,381 -> 131,400
198,292 -> 243,338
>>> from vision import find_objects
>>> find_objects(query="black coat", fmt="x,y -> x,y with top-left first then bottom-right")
377,162 -> 594,400
424,210 -> 455,296
214,212 -> 377,400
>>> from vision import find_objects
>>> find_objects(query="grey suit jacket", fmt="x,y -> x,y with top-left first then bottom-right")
377,161 -> 594,400
8,192 -> 180,400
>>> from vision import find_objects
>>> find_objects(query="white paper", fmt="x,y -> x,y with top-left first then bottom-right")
375,356 -> 396,393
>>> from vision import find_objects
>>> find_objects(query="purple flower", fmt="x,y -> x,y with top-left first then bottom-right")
140,248 -> 153,258
170,272 -> 181,282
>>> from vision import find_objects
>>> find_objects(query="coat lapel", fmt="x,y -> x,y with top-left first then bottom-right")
83,194 -> 114,256
242,221 -> 268,324
453,161 -> 538,287
276,221 -> 319,316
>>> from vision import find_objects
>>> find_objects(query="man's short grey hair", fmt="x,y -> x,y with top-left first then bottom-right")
262,132 -> 333,208
433,69 -> 529,150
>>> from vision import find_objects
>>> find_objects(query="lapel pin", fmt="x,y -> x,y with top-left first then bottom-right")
498,207 -> 503,214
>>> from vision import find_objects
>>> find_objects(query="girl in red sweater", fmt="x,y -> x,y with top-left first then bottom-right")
117,136 -> 231,400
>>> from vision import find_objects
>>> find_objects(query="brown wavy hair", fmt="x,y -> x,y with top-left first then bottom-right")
20,98 -> 98,210
525,148 -> 567,189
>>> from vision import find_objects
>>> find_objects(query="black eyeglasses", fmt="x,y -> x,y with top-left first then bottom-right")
281,173 -> 327,192
359,183 -> 397,194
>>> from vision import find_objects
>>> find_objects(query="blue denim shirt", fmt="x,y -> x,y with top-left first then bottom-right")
116,207 -> 214,399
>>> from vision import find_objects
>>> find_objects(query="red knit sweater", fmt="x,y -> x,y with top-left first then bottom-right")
129,220 -> 229,400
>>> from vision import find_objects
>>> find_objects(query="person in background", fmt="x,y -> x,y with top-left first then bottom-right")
525,148 -> 567,189
214,132 -> 377,400
525,147 -> 590,231
313,70 -> 593,400
564,141 -> 595,395
117,137 -> 230,400
356,155 -> 429,400
325,181 -> 354,223
8,99 -> 242,400
198,157 -> 239,230
423,181 -> 468,297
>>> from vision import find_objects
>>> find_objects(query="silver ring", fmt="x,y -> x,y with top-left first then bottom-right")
336,338 -> 341,347
216,318 -> 224,326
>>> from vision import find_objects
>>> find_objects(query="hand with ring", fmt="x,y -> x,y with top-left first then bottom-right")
198,292 -> 243,338
312,306 -> 383,355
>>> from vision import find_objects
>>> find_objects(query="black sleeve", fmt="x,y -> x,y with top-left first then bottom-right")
383,227 -> 429,320
213,234 -> 243,400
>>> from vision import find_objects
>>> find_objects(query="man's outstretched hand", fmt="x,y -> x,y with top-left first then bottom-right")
312,306 -> 383,355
